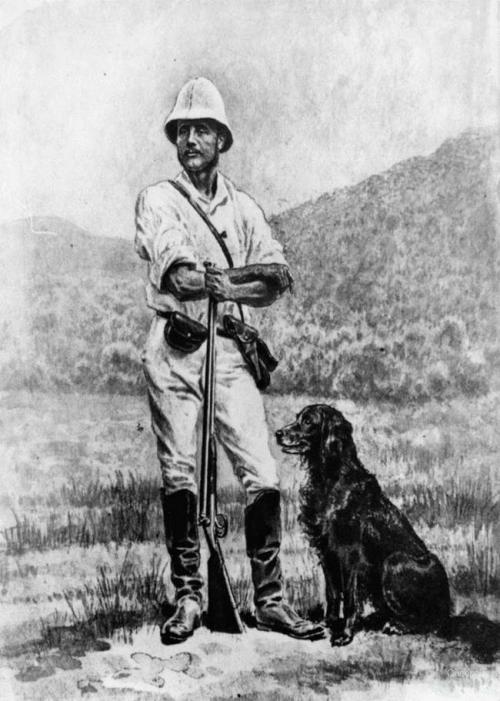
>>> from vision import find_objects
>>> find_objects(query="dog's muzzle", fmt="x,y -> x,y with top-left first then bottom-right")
275,427 -> 309,454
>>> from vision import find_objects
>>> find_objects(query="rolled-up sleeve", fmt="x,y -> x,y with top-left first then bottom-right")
240,193 -> 288,267
135,187 -> 198,290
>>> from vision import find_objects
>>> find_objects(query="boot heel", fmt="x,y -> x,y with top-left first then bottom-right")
160,490 -> 203,644
256,623 -> 273,633
160,617 -> 200,645
160,598 -> 201,645
246,491 -> 326,641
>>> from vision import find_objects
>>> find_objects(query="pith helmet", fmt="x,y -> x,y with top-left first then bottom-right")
164,77 -> 233,152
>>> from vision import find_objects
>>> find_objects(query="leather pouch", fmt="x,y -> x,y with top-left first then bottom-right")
164,312 -> 208,353
222,314 -> 278,390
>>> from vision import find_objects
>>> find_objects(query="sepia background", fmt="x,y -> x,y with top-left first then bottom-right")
0,1 -> 499,699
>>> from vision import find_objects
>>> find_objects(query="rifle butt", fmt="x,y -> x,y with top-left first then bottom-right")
205,531 -> 244,634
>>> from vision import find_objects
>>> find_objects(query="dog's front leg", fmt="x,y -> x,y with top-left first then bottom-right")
330,561 -> 361,647
322,552 -> 341,622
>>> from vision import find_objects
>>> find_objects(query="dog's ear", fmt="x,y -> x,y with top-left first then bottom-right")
319,409 -> 339,465
337,416 -> 353,442
320,410 -> 354,466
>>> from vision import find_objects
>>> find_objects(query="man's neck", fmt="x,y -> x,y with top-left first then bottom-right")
185,166 -> 218,200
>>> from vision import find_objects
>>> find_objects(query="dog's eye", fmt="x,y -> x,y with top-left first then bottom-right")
302,417 -> 311,426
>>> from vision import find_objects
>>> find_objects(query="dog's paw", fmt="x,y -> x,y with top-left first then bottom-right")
382,621 -> 407,636
328,617 -> 354,646
327,616 -> 345,633
330,630 -> 353,647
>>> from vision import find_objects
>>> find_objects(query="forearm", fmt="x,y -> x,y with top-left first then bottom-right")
164,262 -> 293,306
227,263 -> 293,295
161,266 -> 207,301
228,279 -> 279,307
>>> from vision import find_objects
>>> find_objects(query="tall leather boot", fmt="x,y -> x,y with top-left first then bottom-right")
245,490 -> 325,640
160,488 -> 203,644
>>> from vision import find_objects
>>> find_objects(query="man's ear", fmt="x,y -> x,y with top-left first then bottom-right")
217,130 -> 226,152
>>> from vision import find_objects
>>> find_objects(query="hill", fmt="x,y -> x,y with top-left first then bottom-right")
1,129 -> 498,400
263,128 -> 498,399
273,129 -> 497,323
0,216 -> 143,279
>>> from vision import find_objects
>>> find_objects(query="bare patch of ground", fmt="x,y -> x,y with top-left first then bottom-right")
1,624 -> 500,700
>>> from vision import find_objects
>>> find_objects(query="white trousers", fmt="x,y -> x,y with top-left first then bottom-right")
142,315 -> 279,501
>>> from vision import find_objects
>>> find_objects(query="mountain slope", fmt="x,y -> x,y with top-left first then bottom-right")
271,128 -> 497,329
0,216 -> 143,278
1,129 -> 498,400
258,128 -> 498,399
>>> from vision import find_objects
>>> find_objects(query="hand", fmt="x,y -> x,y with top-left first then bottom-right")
204,265 -> 235,302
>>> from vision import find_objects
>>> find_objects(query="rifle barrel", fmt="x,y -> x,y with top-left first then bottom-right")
199,296 -> 217,523
198,287 -> 244,634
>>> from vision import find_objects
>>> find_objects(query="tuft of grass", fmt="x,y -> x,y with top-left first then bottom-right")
389,475 -> 499,529
51,546 -> 325,645
3,511 -> 96,554
3,471 -> 172,553
264,645 -> 414,695
450,526 -> 500,597
61,470 -> 160,509
56,549 -> 168,642
359,643 -> 414,682
3,472 -> 299,554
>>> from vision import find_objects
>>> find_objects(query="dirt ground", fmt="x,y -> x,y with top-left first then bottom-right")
2,623 -> 500,701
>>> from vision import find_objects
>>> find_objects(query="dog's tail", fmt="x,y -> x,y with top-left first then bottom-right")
439,612 -> 500,662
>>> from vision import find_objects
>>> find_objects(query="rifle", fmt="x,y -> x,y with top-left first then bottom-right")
199,272 -> 244,634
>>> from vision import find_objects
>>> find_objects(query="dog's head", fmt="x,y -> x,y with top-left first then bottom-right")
275,404 -> 355,470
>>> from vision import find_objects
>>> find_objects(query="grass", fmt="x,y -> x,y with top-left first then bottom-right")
3,474 -> 301,554
258,644 -> 415,693
60,470 -> 159,509
4,468 -> 498,592
390,475 -> 499,529
465,526 -> 500,597
17,549 -> 322,656
0,390 -> 498,689
55,548 -> 168,643
44,532 -> 497,650
3,511 -> 99,553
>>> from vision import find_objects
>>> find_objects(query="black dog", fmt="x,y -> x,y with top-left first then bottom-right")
276,405 -> 500,660
276,404 -> 453,646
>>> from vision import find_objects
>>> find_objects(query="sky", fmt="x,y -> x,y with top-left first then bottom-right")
0,0 -> 498,239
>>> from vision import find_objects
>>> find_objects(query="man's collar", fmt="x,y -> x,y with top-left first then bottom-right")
176,170 -> 229,213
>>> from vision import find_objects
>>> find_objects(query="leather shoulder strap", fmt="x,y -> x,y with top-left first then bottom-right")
168,179 -> 244,322
168,179 -> 234,268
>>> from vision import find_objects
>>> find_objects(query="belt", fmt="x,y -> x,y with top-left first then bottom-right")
155,310 -> 233,340
216,328 -> 233,339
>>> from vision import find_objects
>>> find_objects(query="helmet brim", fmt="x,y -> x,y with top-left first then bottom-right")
164,119 -> 233,153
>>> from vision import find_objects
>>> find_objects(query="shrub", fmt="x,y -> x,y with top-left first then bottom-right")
99,341 -> 143,392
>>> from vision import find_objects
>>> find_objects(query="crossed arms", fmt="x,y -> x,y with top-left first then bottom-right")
162,263 -> 293,308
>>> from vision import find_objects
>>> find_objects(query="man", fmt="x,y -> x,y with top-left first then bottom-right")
135,77 -> 323,644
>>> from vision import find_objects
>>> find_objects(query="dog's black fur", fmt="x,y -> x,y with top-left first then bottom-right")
276,404 -> 500,659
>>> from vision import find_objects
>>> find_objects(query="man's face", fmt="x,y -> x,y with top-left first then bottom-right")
176,119 -> 224,173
